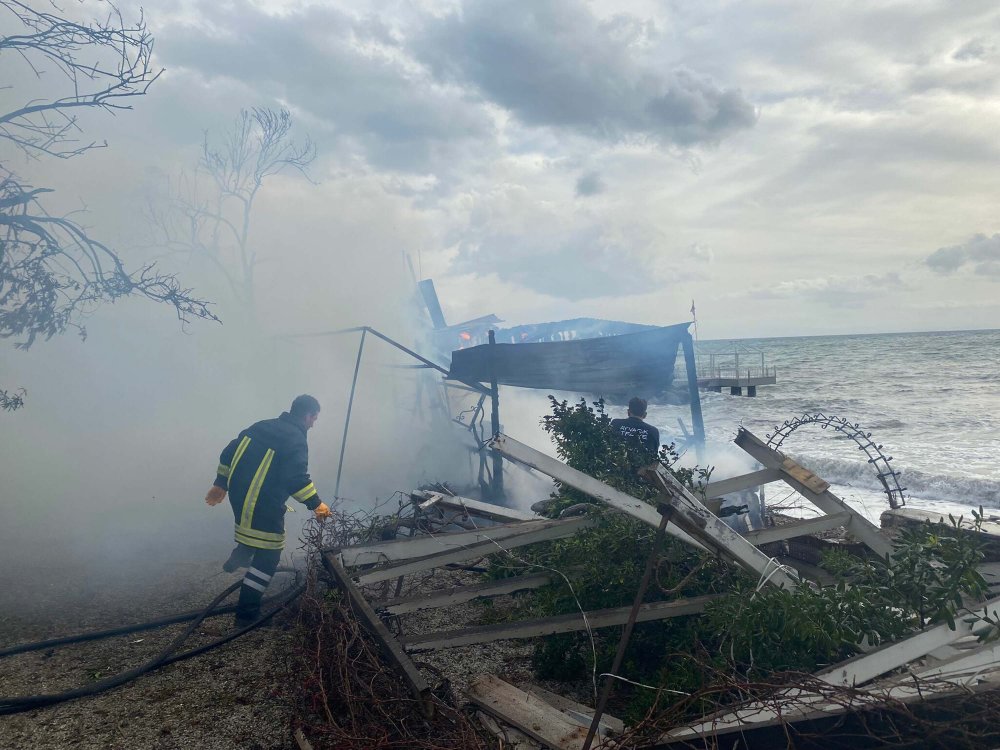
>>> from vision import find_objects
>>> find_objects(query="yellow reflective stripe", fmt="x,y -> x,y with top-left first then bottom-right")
217,463 -> 231,478
239,448 -> 274,529
234,529 -> 284,550
234,524 -> 285,542
292,482 -> 316,501
229,436 -> 251,479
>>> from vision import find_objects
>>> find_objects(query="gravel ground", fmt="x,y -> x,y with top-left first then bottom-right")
0,557 -> 302,750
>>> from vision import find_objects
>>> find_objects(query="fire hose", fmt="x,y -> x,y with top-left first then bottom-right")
0,570 -> 305,715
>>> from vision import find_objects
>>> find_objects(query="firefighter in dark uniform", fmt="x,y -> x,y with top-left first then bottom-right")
205,394 -> 331,626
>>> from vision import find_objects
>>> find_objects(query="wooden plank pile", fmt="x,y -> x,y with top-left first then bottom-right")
319,429 -> 1000,748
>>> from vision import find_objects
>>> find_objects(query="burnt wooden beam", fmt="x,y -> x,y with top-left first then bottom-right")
373,573 -> 553,615
402,594 -> 720,651
320,552 -> 434,718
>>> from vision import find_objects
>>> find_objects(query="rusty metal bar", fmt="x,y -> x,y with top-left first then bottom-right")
582,504 -> 674,750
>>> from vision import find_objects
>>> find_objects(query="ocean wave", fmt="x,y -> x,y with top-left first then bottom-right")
786,453 -> 1000,509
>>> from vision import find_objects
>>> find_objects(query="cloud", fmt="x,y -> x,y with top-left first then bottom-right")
575,171 -> 606,197
925,233 -> 1000,277
749,272 -> 904,307
155,4 -> 495,171
416,0 -> 757,146
953,37 -> 994,62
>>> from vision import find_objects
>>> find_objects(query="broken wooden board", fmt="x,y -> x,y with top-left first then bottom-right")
353,516 -> 595,585
735,428 -> 894,559
373,573 -> 553,615
661,592 -> 1000,741
340,518 -> 567,568
320,551 -> 434,718
412,490 -> 537,523
402,594 -> 720,651
491,433 -> 706,551
703,468 -> 783,500
780,457 -> 830,494
641,463 -> 800,589
468,674 -> 612,749
518,682 -> 625,736
743,512 -> 850,546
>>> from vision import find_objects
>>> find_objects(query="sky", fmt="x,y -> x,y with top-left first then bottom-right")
7,0 -> 1000,341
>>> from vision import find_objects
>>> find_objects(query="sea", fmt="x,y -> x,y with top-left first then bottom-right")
645,328 -> 1000,525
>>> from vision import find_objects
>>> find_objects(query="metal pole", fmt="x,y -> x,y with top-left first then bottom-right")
334,328 -> 367,499
681,333 -> 706,452
488,330 -> 504,499
581,504 -> 675,750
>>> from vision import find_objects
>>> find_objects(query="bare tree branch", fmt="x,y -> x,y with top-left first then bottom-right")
0,0 -> 162,159
0,175 -> 219,349
143,107 -> 316,312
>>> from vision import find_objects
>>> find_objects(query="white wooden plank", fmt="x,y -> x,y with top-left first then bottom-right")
354,516 -> 594,585
641,464 -> 801,589
374,573 -> 553,615
735,428 -> 894,559
491,434 -> 706,551
743,512 -> 850,546
340,519 -> 550,567
704,468 -> 783,499
402,594 -> 720,651
415,490 -> 537,523
663,593 -> 1000,739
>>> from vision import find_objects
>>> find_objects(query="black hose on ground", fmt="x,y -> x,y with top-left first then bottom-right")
0,574 -> 306,715
0,590 -> 287,659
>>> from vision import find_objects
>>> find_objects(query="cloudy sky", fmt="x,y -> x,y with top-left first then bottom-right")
8,0 -> 1000,338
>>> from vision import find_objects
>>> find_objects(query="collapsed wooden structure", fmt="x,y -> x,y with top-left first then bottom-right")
319,428 -> 1000,748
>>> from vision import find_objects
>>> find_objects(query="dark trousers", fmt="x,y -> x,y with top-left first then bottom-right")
229,544 -> 281,620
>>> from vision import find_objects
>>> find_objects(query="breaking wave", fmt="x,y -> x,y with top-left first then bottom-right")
787,453 -> 1000,509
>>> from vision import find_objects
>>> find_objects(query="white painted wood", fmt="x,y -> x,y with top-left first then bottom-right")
340,519 -> 551,567
354,516 -> 594,585
735,428 -> 894,559
642,464 -> 801,589
374,573 -> 553,615
491,434 -> 706,550
704,468 -> 783,499
664,593 -> 1000,739
414,490 -> 537,523
403,594 -> 720,651
743,513 -> 850,546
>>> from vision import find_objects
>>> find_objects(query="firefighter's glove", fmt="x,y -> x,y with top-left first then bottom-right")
205,486 -> 227,506
313,502 -> 332,520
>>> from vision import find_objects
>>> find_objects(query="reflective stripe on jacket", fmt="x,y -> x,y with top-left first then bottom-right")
214,412 -> 322,549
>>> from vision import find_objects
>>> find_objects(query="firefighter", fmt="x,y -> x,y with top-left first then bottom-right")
205,394 -> 332,626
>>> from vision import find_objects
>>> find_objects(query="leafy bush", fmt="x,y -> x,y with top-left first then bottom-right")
486,397 -> 990,721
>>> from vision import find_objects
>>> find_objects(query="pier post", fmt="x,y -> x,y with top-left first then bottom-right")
730,386 -> 742,396
748,385 -> 757,397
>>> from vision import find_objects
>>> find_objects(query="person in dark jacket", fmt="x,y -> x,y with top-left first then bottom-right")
610,397 -> 660,454
205,394 -> 331,626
